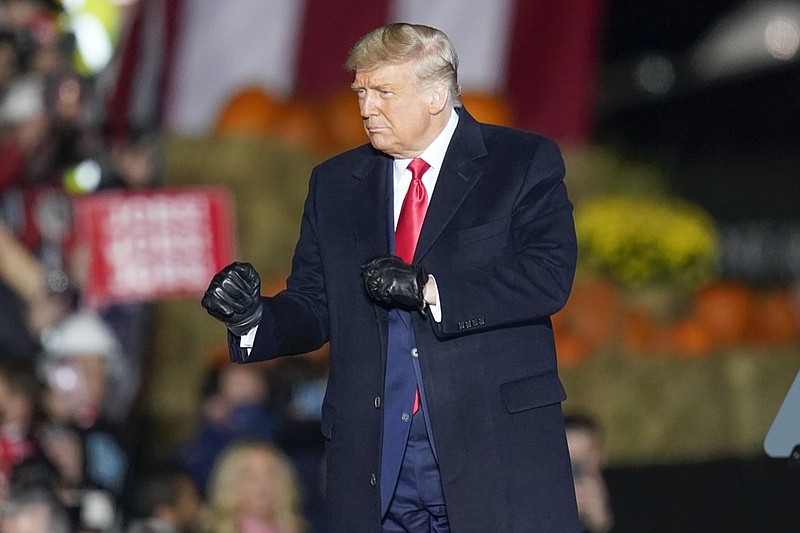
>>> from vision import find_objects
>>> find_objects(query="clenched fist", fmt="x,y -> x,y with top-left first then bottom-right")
361,255 -> 427,311
201,262 -> 263,336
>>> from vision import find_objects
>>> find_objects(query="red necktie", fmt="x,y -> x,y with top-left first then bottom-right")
395,158 -> 430,264
395,157 -> 430,414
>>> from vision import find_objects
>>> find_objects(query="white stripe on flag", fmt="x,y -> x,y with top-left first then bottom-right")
165,0 -> 307,135
389,0 -> 515,93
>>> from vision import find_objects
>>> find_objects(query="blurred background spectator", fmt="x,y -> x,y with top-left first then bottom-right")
8,420 -> 118,531
0,358 -> 40,490
125,462 -> 202,533
200,440 -> 308,533
37,310 -> 131,507
565,413 -> 615,533
176,357 -> 285,495
0,486 -> 72,533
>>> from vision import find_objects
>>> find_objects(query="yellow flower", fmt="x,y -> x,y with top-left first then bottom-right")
574,195 -> 719,288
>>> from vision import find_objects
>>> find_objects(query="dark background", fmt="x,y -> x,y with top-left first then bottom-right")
594,0 -> 800,224
606,457 -> 800,532
592,3 -> 800,531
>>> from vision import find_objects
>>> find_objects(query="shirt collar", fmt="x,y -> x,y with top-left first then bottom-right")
395,108 -> 459,171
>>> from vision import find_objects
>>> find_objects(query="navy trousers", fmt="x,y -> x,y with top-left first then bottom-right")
381,409 -> 450,532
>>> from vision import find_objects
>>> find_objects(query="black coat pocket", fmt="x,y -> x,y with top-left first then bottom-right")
499,370 -> 567,414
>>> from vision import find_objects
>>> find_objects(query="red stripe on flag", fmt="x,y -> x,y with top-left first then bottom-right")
157,0 -> 184,125
106,4 -> 144,141
294,0 -> 392,100
506,0 -> 605,144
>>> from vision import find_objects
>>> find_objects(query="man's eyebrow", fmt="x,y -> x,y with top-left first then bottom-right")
350,81 -> 396,91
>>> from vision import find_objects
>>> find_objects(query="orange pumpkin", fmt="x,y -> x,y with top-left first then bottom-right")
558,278 -> 621,349
666,318 -> 716,357
214,86 -> 282,136
751,288 -> 800,346
460,91 -> 515,126
276,99 -> 326,152
321,86 -> 367,152
550,308 -> 569,339
555,332 -> 592,368
691,281 -> 756,346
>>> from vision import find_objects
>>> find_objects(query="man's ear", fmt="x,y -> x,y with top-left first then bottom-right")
428,84 -> 448,114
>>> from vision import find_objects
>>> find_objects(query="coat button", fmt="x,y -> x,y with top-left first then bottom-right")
370,473 -> 377,486
374,396 -> 381,408
401,413 -> 410,423
411,348 -> 418,358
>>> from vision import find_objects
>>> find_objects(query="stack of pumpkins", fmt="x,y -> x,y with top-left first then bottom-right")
552,278 -> 800,366
212,85 -> 515,155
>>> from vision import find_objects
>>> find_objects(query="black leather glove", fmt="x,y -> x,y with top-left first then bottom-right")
201,262 -> 263,336
361,255 -> 428,311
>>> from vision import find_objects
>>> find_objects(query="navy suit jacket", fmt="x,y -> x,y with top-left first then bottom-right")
229,108 -> 580,532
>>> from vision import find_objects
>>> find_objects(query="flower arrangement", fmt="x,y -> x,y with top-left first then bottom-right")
574,195 -> 719,288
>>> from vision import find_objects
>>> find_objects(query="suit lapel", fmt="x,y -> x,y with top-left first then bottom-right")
352,151 -> 392,259
414,109 -> 487,263
350,150 -> 392,369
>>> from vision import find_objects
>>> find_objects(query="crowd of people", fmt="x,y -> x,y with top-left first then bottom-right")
0,1 -> 326,531
0,328 -> 325,532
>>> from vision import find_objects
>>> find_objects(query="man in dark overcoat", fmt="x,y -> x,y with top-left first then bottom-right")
203,23 -> 580,533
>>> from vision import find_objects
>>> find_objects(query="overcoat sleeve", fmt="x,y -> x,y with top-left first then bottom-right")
229,169 -> 331,362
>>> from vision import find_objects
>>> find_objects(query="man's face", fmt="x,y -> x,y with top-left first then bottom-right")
352,62 -> 442,158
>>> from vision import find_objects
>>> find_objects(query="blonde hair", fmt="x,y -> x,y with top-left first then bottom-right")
201,440 -> 307,533
346,23 -> 462,106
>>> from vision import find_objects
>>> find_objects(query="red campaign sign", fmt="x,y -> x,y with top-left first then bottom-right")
74,187 -> 236,308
